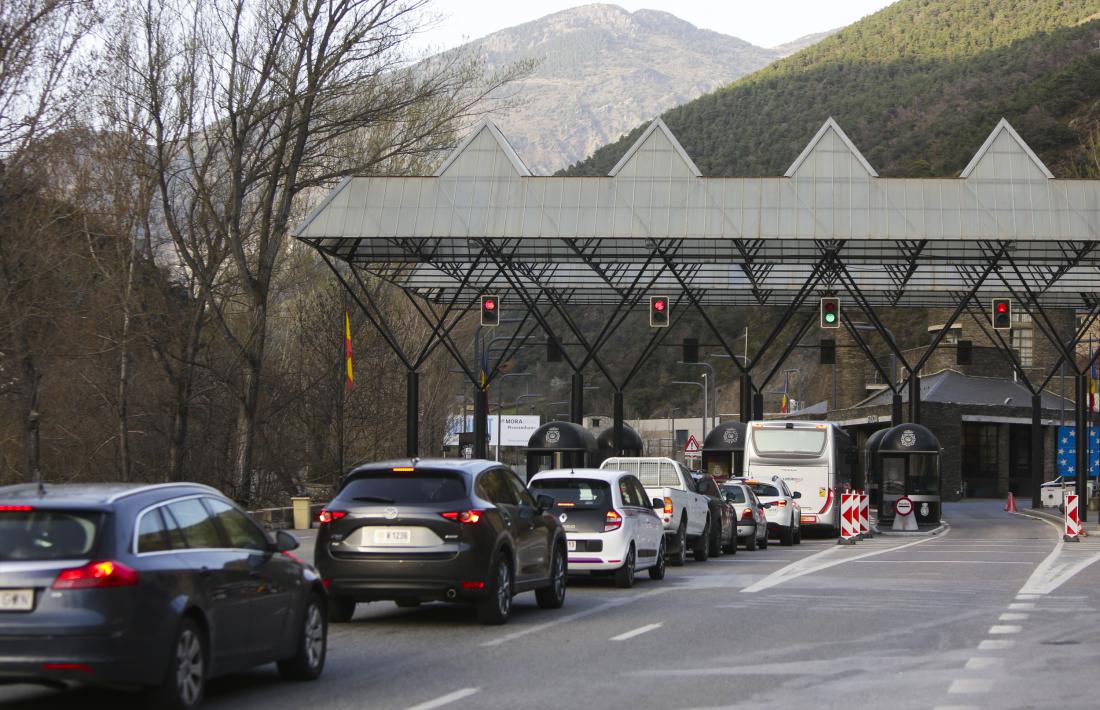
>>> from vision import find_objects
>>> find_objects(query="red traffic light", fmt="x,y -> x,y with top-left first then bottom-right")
649,295 -> 670,327
653,299 -> 666,312
996,302 -> 1007,314
483,299 -> 496,311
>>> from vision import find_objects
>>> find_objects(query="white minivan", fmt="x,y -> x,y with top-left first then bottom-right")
528,469 -> 665,588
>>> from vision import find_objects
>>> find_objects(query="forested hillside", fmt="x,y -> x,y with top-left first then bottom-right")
563,0 -> 1100,178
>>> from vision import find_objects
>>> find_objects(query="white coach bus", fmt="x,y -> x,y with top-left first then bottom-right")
744,421 -> 858,536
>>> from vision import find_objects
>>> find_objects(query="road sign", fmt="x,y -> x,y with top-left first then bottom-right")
684,434 -> 700,454
894,496 -> 913,516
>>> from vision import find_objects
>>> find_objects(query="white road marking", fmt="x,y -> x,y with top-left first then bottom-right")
741,532 -> 944,593
964,657 -> 1002,670
988,625 -> 1021,634
852,560 -> 1030,564
998,612 -> 1029,621
1008,602 -> 1035,610
405,688 -> 480,710
610,622 -> 662,642
933,706 -> 980,710
948,679 -> 993,694
978,639 -> 1015,650
1015,594 -> 1040,599
481,587 -> 670,647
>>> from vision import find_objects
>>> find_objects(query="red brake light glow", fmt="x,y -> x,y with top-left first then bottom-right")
392,467 -> 415,472
52,561 -> 139,590
741,508 -> 754,520
775,500 -> 788,507
663,497 -> 673,515
318,510 -> 347,524
0,505 -> 33,512
441,510 -> 482,524
461,581 -> 485,590
604,510 -> 623,532
43,663 -> 92,673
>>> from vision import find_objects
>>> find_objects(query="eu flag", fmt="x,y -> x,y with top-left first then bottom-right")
1056,426 -> 1100,479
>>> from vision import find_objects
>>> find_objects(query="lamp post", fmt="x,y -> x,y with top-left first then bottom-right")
672,380 -> 706,442
678,360 -> 717,430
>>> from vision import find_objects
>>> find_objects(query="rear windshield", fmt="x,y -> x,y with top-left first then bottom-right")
721,486 -> 746,503
0,510 -> 102,561
747,483 -> 781,498
528,479 -> 611,509
751,428 -> 827,456
338,471 -> 467,505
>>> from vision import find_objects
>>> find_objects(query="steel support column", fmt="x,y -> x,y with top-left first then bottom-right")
475,389 -> 490,460
740,374 -> 753,422
752,392 -> 763,421
406,372 -> 419,457
571,373 -> 584,424
909,375 -> 921,424
1031,393 -> 1042,509
613,391 -> 625,456
1076,375 -> 1089,523
892,393 -> 903,427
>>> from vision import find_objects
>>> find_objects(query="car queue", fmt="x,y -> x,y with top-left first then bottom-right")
0,459 -> 798,709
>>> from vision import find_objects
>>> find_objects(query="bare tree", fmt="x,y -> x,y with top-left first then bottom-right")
113,0 -> 530,502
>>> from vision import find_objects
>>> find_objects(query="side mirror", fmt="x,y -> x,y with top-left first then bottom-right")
792,491 -> 802,499
536,494 -> 555,513
272,530 -> 300,553
762,502 -> 772,509
652,498 -> 665,510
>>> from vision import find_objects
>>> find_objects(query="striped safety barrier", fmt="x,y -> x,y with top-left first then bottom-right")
859,491 -> 870,539
837,492 -> 858,545
1064,493 -> 1080,542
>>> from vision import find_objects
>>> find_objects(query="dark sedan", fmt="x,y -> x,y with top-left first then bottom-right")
0,483 -> 326,710
315,459 -> 568,625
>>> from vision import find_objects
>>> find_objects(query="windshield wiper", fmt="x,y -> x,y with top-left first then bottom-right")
352,495 -> 395,503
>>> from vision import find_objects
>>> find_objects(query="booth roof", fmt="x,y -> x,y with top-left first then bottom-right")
526,421 -> 599,451
877,423 -> 941,453
595,423 -> 643,452
702,422 -> 747,451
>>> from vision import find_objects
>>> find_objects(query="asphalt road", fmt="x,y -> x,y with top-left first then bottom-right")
4,500 -> 1100,709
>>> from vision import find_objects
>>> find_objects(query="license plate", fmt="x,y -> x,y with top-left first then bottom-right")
0,589 -> 33,612
567,540 -> 576,551
373,528 -> 411,545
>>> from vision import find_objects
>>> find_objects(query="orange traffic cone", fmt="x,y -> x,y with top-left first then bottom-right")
1004,492 -> 1018,513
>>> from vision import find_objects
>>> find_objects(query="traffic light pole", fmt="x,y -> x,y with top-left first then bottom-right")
571,373 -> 584,425
406,372 -> 419,457
909,375 -> 921,424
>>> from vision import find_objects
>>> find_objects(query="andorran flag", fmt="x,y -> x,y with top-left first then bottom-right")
344,311 -> 354,390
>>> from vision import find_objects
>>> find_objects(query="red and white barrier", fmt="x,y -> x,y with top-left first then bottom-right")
1064,494 -> 1081,542
838,493 -> 858,544
858,491 -> 870,538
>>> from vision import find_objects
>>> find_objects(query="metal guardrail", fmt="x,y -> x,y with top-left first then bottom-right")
248,502 -> 325,531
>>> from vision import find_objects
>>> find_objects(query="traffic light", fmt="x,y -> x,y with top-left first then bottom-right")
649,296 -> 669,327
820,297 -> 840,329
683,338 -> 699,363
480,295 -> 499,327
820,338 -> 836,365
991,298 -> 1011,330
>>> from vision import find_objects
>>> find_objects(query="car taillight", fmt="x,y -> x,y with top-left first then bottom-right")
318,509 -> 347,524
775,500 -> 787,507
0,505 -> 33,512
663,497 -> 673,515
52,561 -> 139,590
440,510 -> 483,524
741,508 -> 754,520
604,510 -> 623,532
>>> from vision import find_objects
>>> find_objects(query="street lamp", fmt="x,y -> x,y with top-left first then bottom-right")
672,380 -> 706,441
678,360 -> 716,429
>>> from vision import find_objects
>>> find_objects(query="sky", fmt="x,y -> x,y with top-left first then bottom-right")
412,0 -> 898,53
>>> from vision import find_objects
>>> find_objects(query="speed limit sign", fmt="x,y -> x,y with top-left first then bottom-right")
894,496 -> 913,516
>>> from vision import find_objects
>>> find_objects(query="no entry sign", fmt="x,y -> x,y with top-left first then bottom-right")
895,496 -> 913,516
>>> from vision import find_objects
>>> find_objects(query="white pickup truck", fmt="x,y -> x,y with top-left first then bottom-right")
600,457 -> 712,565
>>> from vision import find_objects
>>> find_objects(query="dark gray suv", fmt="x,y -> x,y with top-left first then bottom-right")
315,459 -> 568,625
0,483 -> 327,709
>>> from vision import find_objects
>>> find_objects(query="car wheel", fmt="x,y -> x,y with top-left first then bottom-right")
759,529 -> 769,549
328,596 -> 356,623
146,617 -> 205,710
614,545 -> 636,589
476,555 -> 513,625
780,524 -> 794,546
794,524 -> 802,545
745,530 -> 757,551
277,594 -> 327,681
648,537 -> 666,580
693,517 -> 710,562
670,518 -> 687,567
709,518 -> 723,557
723,530 -> 738,555
535,544 -> 567,609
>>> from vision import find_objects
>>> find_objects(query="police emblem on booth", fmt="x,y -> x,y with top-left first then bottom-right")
546,427 -> 561,444
899,429 -> 917,448
723,428 -> 739,445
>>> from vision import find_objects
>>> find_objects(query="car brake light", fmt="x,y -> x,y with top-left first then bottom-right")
392,467 -> 415,472
318,509 -> 347,524
461,581 -> 485,590
52,561 -> 139,590
775,500 -> 787,507
43,663 -> 92,673
440,510 -> 482,524
663,497 -> 673,515
604,510 -> 623,532
741,508 -> 754,520
0,505 -> 33,512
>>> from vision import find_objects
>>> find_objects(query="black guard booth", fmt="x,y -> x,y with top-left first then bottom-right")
863,428 -> 888,512
871,424 -> 942,525
595,424 -> 643,465
524,422 -> 599,481
701,422 -> 747,483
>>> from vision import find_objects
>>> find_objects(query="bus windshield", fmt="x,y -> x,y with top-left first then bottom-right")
751,428 -> 827,457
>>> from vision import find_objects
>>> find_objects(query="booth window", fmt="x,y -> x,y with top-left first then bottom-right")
882,457 -> 906,495
907,454 -> 940,495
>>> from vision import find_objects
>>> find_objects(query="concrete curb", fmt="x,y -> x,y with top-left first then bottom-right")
876,521 -> 948,537
1015,507 -> 1093,536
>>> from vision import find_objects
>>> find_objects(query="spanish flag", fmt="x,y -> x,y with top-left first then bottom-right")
344,311 -> 354,390
1090,363 -> 1097,412
780,393 -> 789,414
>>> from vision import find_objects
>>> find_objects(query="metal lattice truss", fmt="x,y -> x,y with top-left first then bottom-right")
295,118 -> 1100,308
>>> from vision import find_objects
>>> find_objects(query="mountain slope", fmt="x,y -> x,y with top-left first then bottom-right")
562,0 -> 1100,178
458,4 -> 826,174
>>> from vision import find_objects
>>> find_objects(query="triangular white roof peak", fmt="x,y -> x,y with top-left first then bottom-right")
785,117 -> 878,178
434,120 -> 532,177
960,118 -> 1053,179
609,118 -> 702,178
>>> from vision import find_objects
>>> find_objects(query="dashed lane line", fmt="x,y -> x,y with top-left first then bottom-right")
948,679 -> 993,694
978,639 -> 1015,650
964,657 -> 1002,670
404,688 -> 480,710
998,612 -> 1028,621
988,625 -> 1021,634
610,622 -> 662,642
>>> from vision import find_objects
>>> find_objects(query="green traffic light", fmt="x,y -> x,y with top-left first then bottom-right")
825,313 -> 837,323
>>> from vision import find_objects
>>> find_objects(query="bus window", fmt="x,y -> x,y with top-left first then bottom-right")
750,428 -> 827,456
